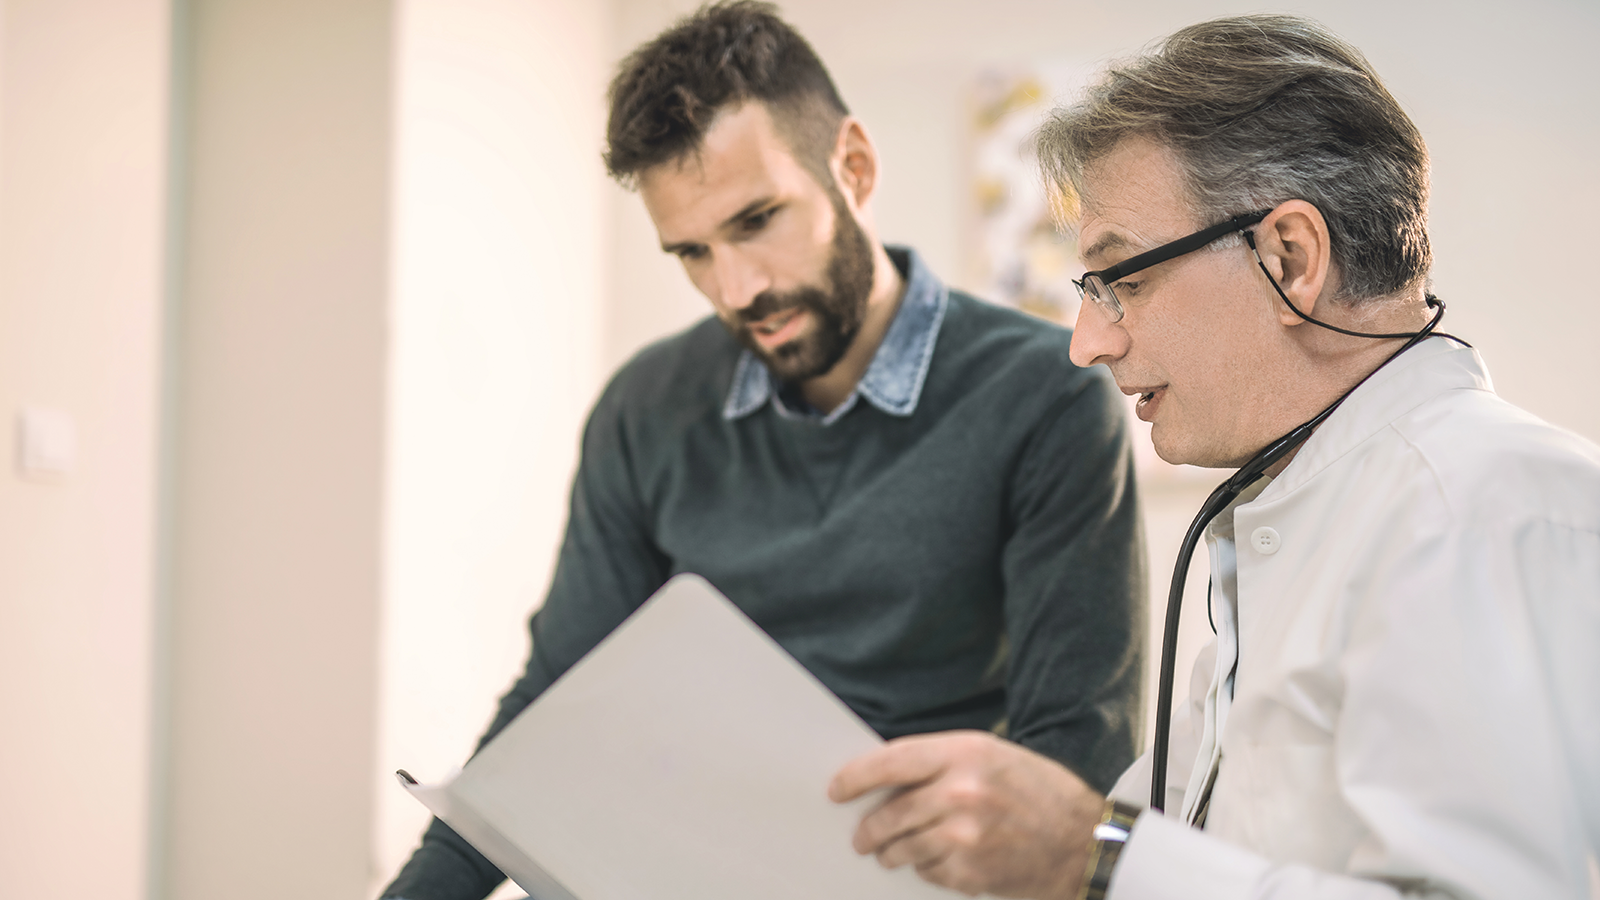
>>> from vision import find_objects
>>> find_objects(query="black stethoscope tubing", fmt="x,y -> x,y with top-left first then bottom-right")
1147,238 -> 1460,812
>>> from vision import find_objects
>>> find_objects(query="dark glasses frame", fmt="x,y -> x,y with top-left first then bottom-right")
1073,210 -> 1270,323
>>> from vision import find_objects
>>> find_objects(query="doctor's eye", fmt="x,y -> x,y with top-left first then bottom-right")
1110,279 -> 1143,297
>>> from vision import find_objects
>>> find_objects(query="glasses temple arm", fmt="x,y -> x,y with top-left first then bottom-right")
1098,210 -> 1270,282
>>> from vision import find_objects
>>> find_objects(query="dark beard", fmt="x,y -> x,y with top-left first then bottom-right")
729,191 -> 876,384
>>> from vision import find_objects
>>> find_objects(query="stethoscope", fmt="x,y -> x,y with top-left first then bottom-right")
1147,230 -> 1466,812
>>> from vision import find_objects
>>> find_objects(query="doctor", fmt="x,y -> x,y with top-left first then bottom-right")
830,14 -> 1600,900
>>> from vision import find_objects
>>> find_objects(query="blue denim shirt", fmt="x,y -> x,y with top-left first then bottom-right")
721,246 -> 947,426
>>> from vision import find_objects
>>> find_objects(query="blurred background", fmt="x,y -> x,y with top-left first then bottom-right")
0,0 -> 1594,898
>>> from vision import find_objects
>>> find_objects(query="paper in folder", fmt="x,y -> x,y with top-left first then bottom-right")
398,573 -> 968,900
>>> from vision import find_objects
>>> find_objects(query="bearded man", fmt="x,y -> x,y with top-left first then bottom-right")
379,4 -> 1145,899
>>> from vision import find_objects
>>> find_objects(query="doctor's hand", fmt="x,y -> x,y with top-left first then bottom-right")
828,730 -> 1103,899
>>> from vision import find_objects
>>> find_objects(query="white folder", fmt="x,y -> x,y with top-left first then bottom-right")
400,573 -> 967,900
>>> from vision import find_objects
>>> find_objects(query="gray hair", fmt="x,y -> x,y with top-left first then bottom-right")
1036,15 -> 1431,303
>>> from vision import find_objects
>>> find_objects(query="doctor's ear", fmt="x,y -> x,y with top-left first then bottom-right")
1252,201 -> 1334,325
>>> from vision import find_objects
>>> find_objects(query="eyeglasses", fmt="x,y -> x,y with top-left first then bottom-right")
1073,210 -> 1269,324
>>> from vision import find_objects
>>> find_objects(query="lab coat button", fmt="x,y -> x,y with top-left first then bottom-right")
1250,526 -> 1281,555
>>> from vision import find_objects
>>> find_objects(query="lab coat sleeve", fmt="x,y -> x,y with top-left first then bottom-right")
1107,514 -> 1600,900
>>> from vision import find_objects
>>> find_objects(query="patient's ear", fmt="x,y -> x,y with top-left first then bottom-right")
1253,201 -> 1333,325
831,117 -> 879,210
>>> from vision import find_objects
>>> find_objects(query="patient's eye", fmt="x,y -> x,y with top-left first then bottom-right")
739,206 -> 777,234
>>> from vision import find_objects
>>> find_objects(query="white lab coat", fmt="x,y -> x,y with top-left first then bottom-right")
1108,338 -> 1600,899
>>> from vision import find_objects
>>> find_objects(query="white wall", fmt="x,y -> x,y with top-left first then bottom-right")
161,2 -> 392,897
375,0 -> 611,894
0,2 -> 171,898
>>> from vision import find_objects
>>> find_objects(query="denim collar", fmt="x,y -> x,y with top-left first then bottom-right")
722,246 -> 947,425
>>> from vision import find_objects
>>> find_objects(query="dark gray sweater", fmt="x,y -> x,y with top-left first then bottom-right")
383,268 -> 1146,900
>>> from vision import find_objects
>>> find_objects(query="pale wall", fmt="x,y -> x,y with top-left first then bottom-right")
375,0 -> 611,894
161,2 -> 392,897
0,2 -> 171,898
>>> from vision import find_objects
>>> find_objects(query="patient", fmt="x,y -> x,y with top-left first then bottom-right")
379,4 -> 1145,899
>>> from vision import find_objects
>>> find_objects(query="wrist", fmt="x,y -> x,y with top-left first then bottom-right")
1076,798 -> 1141,900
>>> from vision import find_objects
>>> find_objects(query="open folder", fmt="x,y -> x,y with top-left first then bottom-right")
399,573 -> 968,900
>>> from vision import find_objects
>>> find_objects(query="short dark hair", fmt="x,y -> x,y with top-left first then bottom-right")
1036,14 -> 1431,303
603,1 -> 849,188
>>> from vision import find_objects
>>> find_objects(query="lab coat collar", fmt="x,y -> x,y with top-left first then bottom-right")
1256,336 -> 1492,505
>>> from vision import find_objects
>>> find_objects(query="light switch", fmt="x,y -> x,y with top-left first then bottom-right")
17,406 -> 77,480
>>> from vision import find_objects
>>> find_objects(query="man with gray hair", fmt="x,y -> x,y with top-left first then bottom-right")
831,14 -> 1600,900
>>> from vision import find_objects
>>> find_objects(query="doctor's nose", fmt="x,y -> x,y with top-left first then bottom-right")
1069,298 -> 1131,368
